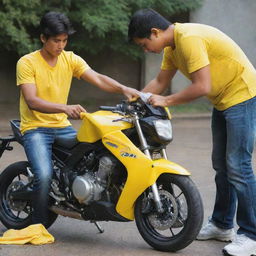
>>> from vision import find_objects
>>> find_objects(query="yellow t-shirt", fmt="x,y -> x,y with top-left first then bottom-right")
161,23 -> 256,110
16,50 -> 90,133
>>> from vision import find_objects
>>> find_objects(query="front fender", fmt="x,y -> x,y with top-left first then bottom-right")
116,158 -> 190,220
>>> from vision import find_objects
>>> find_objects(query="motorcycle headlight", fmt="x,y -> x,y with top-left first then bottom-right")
153,119 -> 173,142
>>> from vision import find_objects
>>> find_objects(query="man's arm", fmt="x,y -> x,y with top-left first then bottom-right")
20,83 -> 86,119
80,69 -> 139,100
142,69 -> 177,94
148,65 -> 211,107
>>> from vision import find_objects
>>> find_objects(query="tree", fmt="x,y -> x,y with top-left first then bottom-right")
0,0 -> 202,58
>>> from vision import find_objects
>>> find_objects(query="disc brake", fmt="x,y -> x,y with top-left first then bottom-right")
147,190 -> 178,230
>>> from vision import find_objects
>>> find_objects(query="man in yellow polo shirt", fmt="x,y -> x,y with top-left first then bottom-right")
16,12 -> 139,228
128,9 -> 256,256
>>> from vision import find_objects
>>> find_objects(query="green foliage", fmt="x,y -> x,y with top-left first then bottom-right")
0,0 -> 202,58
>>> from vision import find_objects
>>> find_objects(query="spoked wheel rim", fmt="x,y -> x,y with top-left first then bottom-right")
135,174 -> 203,252
0,170 -> 32,224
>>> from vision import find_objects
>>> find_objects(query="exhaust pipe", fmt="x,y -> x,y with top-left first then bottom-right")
50,205 -> 83,220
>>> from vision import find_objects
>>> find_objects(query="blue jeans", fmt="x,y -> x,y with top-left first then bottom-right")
211,97 -> 256,240
22,126 -> 77,225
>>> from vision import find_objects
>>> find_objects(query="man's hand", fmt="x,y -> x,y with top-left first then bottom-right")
122,87 -> 140,101
148,94 -> 169,107
64,104 -> 86,119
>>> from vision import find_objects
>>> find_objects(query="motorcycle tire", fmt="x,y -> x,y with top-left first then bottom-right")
0,161 -> 58,230
135,173 -> 203,252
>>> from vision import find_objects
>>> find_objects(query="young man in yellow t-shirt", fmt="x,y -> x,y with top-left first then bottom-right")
128,9 -> 256,256
16,12 -> 139,228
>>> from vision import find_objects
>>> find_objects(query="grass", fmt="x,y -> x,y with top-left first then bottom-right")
169,100 -> 212,114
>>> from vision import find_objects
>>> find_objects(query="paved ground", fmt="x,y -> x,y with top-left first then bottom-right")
0,113 -> 240,256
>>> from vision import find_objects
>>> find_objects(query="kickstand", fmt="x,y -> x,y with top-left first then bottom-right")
91,221 -> 104,233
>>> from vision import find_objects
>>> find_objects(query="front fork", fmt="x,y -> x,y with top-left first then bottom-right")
134,114 -> 165,213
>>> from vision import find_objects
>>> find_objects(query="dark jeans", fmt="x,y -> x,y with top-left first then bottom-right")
211,97 -> 256,240
22,126 -> 77,225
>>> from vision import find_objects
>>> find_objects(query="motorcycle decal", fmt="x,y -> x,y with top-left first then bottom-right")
105,138 -> 131,152
105,141 -> 118,148
120,152 -> 137,158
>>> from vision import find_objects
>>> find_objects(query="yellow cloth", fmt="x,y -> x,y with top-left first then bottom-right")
16,50 -> 91,134
0,224 -> 54,245
161,23 -> 256,110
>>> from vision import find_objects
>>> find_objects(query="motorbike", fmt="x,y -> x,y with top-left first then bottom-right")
0,98 -> 203,252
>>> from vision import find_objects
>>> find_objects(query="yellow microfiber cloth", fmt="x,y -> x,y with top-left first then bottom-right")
0,224 -> 54,245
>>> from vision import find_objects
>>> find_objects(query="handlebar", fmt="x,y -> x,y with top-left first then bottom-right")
99,106 -> 118,111
99,99 -> 169,118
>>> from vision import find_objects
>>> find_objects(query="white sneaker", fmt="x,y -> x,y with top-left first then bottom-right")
197,221 -> 235,241
223,234 -> 256,256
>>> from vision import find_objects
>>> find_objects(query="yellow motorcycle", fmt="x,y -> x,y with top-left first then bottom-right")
0,98 -> 203,252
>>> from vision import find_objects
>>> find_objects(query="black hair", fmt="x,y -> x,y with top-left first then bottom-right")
40,11 -> 75,38
128,9 -> 171,42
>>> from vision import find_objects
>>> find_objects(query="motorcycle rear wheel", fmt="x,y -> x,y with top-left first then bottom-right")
0,161 -> 58,230
135,174 -> 203,252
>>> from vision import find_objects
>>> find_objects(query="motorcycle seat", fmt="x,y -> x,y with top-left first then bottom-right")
10,120 -> 23,145
54,137 -> 80,149
10,120 -> 79,149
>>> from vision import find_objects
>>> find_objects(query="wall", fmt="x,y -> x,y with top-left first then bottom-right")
0,50 -> 141,113
190,0 -> 256,67
144,0 -> 256,94
69,51 -> 141,111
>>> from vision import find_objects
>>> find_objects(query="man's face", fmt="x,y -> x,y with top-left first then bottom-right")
134,30 -> 165,54
41,33 -> 68,57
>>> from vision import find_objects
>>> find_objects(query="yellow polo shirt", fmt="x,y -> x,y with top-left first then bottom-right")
161,23 -> 256,110
16,50 -> 90,133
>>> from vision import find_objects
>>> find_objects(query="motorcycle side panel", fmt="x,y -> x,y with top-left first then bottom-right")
77,111 -> 132,143
102,130 -> 190,220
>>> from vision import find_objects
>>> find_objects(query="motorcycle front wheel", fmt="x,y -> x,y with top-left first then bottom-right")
135,174 -> 203,252
0,161 -> 58,229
